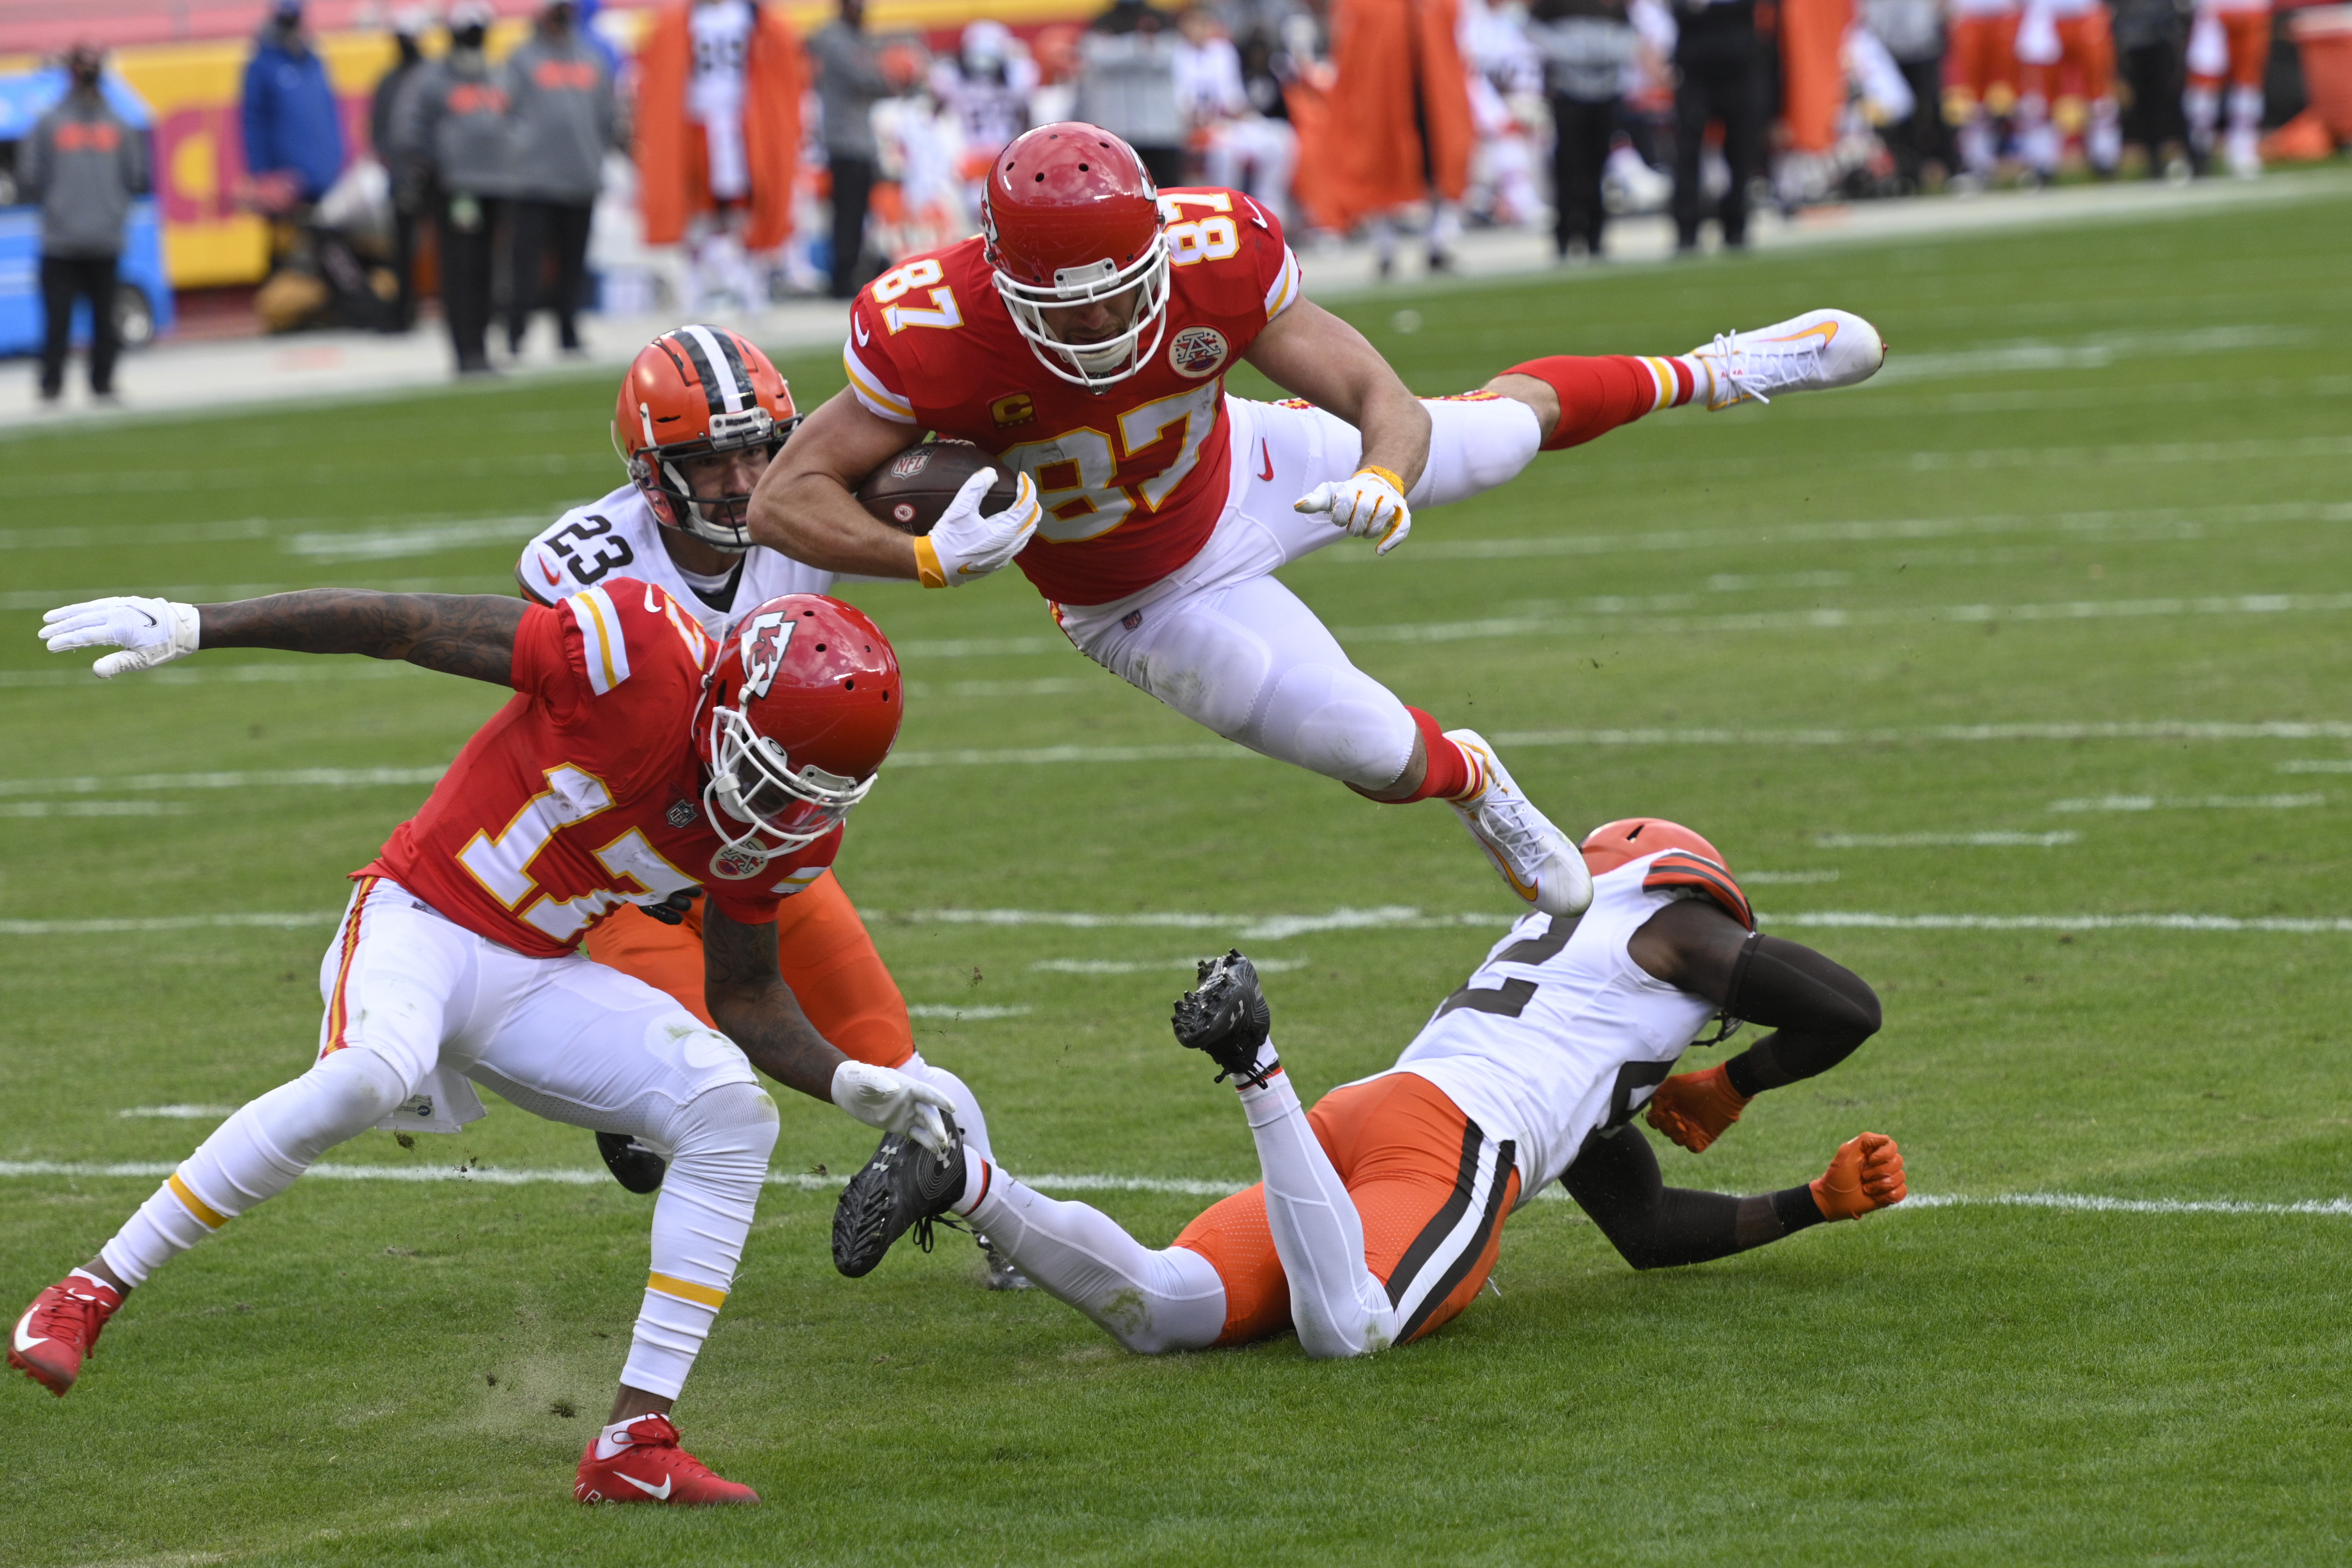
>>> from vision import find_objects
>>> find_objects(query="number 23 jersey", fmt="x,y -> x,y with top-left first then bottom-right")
359,579 -> 836,959
518,483 -> 833,639
841,187 -> 1303,608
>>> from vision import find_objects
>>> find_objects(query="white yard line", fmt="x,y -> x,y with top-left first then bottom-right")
0,767 -> 447,799
1029,957 -> 1312,975
2278,760 -> 2352,773
9,903 -> 2352,939
0,800 -> 184,817
1816,832 -> 2078,847
2048,794 -> 2325,812
0,1160 -> 2342,1216
905,1004 -> 1033,1020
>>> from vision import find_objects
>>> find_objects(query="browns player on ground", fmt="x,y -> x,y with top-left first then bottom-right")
17,583 -> 949,1503
753,121 -> 1887,923
834,819 -> 1904,1358
516,327 -> 1010,1287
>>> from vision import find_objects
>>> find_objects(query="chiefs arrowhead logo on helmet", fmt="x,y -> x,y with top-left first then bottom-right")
697,595 -> 903,869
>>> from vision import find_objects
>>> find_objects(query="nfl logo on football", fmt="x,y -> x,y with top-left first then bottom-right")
1169,326 -> 1228,379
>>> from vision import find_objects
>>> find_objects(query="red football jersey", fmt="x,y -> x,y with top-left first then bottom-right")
360,580 -> 838,960
842,188 -> 1302,607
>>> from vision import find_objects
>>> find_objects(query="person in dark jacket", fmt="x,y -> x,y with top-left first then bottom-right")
394,0 -> 515,375
23,42 -> 150,406
2109,0 -> 2188,176
369,8 -> 433,331
241,0 -> 347,206
502,0 -> 619,356
808,0 -> 896,298
1531,0 -> 1637,258
1669,0 -> 1761,252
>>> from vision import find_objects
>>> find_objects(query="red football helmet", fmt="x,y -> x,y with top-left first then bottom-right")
1580,818 -> 1729,877
981,122 -> 1168,391
614,325 -> 798,552
696,595 -> 902,870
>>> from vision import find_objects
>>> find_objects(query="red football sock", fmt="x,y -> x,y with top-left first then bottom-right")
1504,354 -> 1697,450
1401,706 -> 1476,802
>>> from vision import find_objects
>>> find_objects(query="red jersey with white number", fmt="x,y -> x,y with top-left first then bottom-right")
359,579 -> 838,959
841,187 -> 1303,607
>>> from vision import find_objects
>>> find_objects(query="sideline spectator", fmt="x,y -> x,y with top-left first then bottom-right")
1079,0 -> 1186,189
810,0 -> 895,298
369,8 -> 433,332
932,20 -> 1036,214
242,0 -> 346,207
1669,0 -> 1762,251
1532,0 -> 1637,258
1863,0 -> 1952,187
24,42 -> 148,407
1321,0 -> 1475,275
396,0 -> 514,375
2185,0 -> 2270,175
503,0 -> 619,355
2110,0 -> 2188,174
1178,5 -> 1295,214
635,0 -> 804,314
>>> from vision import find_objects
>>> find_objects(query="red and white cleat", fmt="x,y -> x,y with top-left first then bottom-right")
575,1415 -> 760,1506
9,1273 -> 125,1396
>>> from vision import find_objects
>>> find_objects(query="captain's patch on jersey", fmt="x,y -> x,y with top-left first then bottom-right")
1169,326 -> 1230,379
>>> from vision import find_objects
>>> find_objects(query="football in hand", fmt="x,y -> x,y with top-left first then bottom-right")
855,440 -> 1022,536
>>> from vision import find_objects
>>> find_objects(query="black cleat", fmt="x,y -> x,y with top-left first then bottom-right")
1172,950 -> 1275,1086
596,1131 -> 667,1195
831,1115 -> 964,1278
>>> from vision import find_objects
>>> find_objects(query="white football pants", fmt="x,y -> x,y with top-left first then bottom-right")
100,877 -> 778,1401
1052,395 -> 1544,791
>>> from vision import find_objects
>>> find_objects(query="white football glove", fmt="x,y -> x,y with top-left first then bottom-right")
1295,464 -> 1413,555
830,1060 -> 956,1155
40,596 -> 202,678
913,468 -> 1041,588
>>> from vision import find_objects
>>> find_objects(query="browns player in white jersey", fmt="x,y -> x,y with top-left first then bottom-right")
517,326 -> 1003,1261
755,122 -> 1889,924
18,580 -> 952,1503
834,819 -> 1905,1357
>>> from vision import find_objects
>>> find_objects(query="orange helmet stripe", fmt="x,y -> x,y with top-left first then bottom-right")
1643,850 -> 1754,930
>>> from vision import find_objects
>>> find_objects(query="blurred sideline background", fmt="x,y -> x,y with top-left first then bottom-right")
2,0 -> 2345,411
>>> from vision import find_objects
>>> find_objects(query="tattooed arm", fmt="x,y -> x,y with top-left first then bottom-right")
198,591 -> 528,687
702,899 -> 848,1102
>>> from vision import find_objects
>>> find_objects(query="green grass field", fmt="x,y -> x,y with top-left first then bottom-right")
4,183 -> 2350,1565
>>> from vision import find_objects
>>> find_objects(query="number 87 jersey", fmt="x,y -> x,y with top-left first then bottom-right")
841,181 -> 1303,609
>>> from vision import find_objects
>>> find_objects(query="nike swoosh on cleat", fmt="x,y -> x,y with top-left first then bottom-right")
1768,323 -> 1838,346
13,1305 -> 46,1355
615,1471 -> 673,1500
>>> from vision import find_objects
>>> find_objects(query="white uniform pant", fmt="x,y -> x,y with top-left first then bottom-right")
104,877 -> 778,1401
1051,394 -> 1543,791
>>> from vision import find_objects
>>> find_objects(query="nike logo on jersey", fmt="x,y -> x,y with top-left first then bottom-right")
1256,439 -> 1274,483
12,1305 -> 44,1355
854,317 -> 871,347
615,1471 -> 673,1499
539,559 -> 561,586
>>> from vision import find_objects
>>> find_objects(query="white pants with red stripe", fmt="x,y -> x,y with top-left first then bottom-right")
100,877 -> 778,1400
1051,394 -> 1544,791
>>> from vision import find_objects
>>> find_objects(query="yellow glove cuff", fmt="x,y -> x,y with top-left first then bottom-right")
911,535 -> 948,590
1356,464 -> 1405,494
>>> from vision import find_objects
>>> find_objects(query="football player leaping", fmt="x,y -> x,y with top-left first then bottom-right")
520,326 -> 1011,1285
16,582 -> 947,1503
834,819 -> 1906,1358
753,121 -> 1887,921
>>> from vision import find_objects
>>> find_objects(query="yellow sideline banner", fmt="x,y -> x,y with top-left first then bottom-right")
3,0 -> 1091,290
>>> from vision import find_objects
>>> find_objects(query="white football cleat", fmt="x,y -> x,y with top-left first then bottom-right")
1689,308 -> 1886,411
1443,730 -> 1592,917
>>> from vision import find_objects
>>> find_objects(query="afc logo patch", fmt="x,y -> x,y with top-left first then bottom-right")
991,392 -> 1036,428
739,611 -> 795,699
1169,326 -> 1230,379
667,799 -> 698,828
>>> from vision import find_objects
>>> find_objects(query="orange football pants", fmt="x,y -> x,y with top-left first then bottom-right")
2192,11 -> 2271,90
583,869 -> 914,1069
1947,14 -> 2022,116
2023,14 -> 2116,107
1172,1073 -> 1521,1348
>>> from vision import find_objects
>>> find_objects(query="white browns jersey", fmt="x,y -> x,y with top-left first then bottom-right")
1383,850 -> 1741,1205
519,483 -> 833,641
